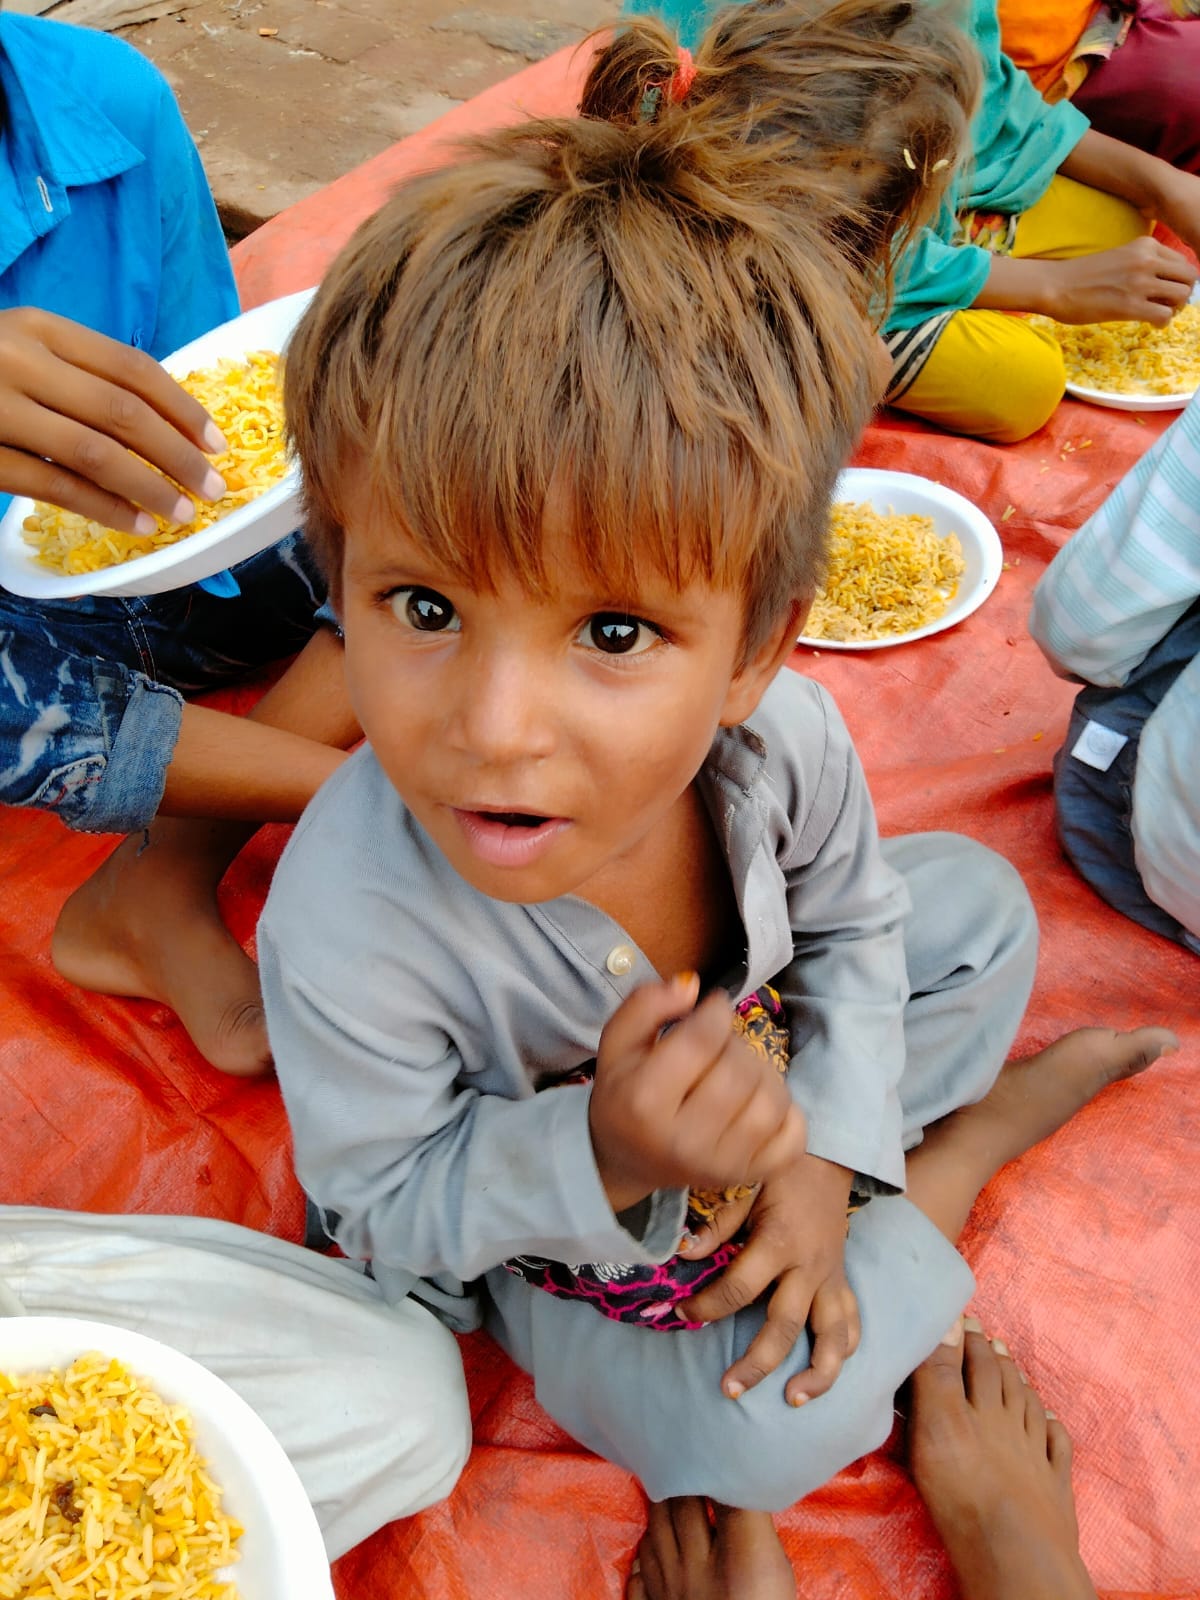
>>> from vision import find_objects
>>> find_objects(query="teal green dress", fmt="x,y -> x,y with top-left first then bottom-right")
620,0 -> 1090,331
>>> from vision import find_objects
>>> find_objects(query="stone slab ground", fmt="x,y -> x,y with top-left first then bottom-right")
122,0 -> 618,236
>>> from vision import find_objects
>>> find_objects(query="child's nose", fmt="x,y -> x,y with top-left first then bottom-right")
451,652 -> 556,765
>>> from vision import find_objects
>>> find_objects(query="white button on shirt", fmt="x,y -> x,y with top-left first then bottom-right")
605,944 -> 637,977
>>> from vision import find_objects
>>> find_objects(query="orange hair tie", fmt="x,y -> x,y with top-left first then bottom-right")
669,45 -> 697,103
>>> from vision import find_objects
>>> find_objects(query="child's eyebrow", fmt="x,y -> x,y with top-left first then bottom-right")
343,547 -> 463,590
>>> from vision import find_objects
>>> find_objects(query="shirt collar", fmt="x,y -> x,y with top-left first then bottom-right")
0,17 -> 145,192
703,716 -> 769,799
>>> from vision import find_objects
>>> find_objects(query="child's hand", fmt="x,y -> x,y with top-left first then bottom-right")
1039,239 -> 1196,326
0,307 -> 227,532
678,1154 -> 860,1406
589,975 -> 807,1217
1148,166 -> 1200,266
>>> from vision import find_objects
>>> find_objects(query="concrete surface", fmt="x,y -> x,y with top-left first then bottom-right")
119,0 -> 619,237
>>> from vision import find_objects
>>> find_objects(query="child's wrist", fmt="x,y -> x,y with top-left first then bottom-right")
1021,260 -> 1061,320
589,1130 -> 653,1216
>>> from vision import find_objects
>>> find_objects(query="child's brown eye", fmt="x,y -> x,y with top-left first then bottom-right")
580,614 -> 658,656
390,587 -> 460,633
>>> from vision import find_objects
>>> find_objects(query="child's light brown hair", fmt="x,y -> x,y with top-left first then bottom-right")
286,0 -> 978,656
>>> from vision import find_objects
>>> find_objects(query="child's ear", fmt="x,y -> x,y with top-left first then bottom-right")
719,598 -> 811,726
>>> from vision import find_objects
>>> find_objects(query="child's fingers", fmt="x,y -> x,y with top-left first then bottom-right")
784,1277 -> 859,1406
0,446 -> 164,538
635,989 -> 746,1108
684,1045 -> 792,1184
717,1266 -> 816,1398
678,1188 -> 757,1260
41,311 -> 225,454
742,1102 -> 808,1185
599,973 -> 703,1077
10,362 -> 224,513
677,1035 -> 776,1153
678,1229 -> 785,1329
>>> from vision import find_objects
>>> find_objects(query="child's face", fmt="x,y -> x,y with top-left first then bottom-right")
338,492 -> 795,906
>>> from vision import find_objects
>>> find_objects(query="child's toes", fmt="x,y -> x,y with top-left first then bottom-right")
1021,1375 -> 1049,1449
962,1326 -> 1004,1412
989,1338 -> 1026,1413
1046,1413 -> 1074,1475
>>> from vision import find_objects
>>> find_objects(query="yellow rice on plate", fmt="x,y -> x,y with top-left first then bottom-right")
0,1352 -> 241,1599
805,500 -> 965,643
21,350 -> 287,577
1029,303 -> 1200,396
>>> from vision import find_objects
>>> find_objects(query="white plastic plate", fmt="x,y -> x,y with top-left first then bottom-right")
798,467 -> 1003,652
0,287 -> 317,600
0,1316 -> 334,1600
1064,283 -> 1199,413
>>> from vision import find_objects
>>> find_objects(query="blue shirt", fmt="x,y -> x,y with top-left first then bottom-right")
0,13 -> 238,358
0,13 -> 240,577
623,0 -> 1088,330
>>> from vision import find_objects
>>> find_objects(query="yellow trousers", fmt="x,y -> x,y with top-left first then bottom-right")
893,176 -> 1146,444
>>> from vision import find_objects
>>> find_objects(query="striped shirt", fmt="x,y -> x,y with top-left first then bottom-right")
1030,395 -> 1200,938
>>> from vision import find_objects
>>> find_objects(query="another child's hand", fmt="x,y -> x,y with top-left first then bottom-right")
1040,239 -> 1196,326
590,975 -> 807,1217
0,307 -> 226,532
678,1154 -> 860,1406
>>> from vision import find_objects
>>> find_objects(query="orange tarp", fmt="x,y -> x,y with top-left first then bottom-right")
1,44 -> 1196,1600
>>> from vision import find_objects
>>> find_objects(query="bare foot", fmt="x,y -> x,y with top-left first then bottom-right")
907,1027 -> 1178,1243
909,1321 -> 1097,1600
52,819 -> 271,1077
627,1500 -> 796,1600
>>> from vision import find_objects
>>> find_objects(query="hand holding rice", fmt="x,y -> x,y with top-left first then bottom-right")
0,1352 -> 241,1599
20,351 -> 287,577
804,500 -> 965,642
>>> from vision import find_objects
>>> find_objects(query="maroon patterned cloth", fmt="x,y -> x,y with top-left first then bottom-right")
1072,1 -> 1200,174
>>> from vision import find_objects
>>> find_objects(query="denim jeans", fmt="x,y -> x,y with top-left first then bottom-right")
0,533 -> 324,834
1053,601 -> 1200,954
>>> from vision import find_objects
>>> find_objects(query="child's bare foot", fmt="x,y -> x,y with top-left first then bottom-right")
52,820 -> 270,1078
907,1027 -> 1177,1242
909,1322 -> 1097,1600
627,1500 -> 796,1600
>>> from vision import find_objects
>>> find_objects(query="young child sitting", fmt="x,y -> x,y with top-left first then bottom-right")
1030,393 -> 1200,955
633,0 -> 1200,444
257,2 -> 1175,1591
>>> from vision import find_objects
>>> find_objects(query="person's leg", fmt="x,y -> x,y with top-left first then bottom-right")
485,1192 -> 976,1509
888,176 -> 1148,443
886,309 -> 1067,444
0,1207 -> 470,1560
619,836 -> 1168,1598
627,1501 -> 796,1600
1007,173 -> 1147,263
35,534 -> 356,1074
623,1319 -> 1101,1600
908,1320 -> 1098,1600
53,625 -> 359,1076
1073,3 -> 1200,176
885,832 -> 1175,1244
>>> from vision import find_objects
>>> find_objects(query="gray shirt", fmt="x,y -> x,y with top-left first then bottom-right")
259,669 -> 912,1330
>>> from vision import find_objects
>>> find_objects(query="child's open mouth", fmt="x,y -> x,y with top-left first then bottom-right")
451,807 -> 570,869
